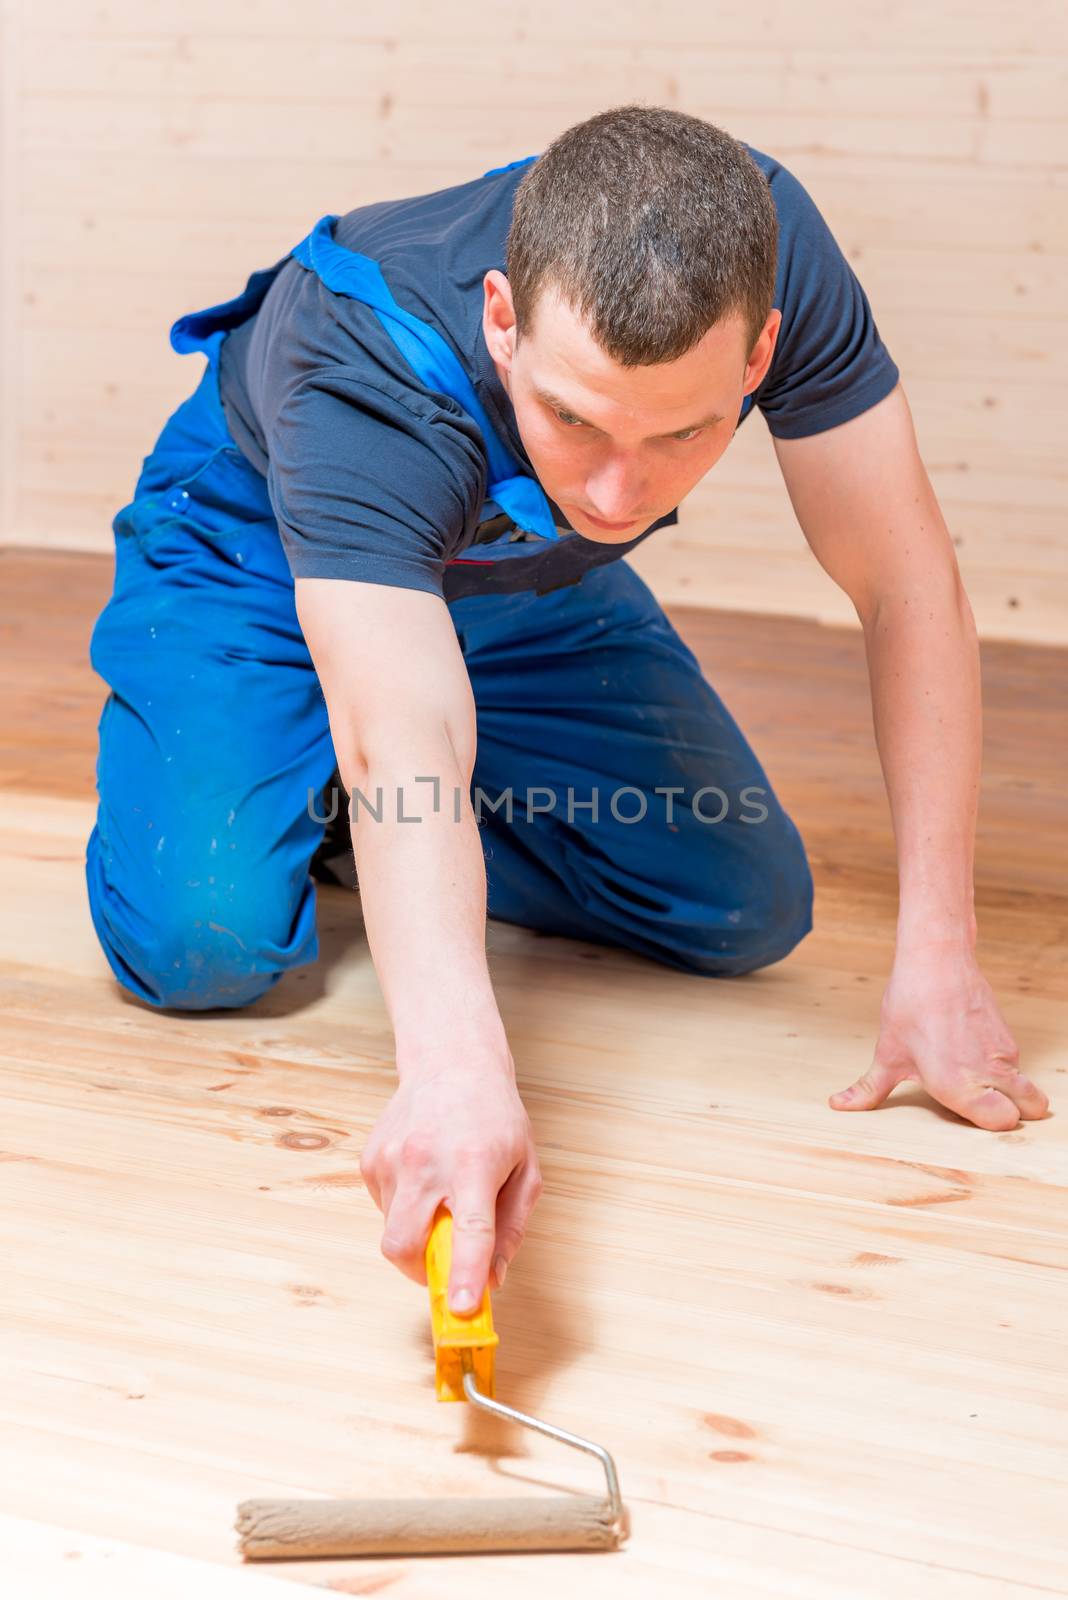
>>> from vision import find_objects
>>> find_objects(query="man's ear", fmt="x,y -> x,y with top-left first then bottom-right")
482,270 -> 517,366
745,308 -> 781,395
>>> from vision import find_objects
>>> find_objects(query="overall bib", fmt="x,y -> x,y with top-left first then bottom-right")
86,170 -> 813,1010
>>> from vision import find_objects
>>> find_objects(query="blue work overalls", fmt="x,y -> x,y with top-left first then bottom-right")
85,174 -> 813,1010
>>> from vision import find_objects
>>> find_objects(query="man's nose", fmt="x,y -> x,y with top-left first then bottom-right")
585,455 -> 648,521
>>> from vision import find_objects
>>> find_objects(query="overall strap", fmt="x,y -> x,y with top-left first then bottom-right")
481,154 -> 538,178
291,215 -> 558,544
170,257 -> 292,357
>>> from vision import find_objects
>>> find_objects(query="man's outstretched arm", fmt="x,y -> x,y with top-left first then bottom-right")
295,576 -> 543,1308
772,382 -> 1049,1130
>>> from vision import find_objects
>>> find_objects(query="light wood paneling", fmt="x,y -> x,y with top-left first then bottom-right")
3,1 -> 1067,642
1,548 -> 1066,1594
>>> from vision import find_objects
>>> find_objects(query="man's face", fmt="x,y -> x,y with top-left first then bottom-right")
482,272 -> 781,542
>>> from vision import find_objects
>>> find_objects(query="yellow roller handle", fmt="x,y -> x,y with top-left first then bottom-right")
425,1204 -> 499,1403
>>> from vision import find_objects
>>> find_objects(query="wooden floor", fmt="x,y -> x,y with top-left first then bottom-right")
2,547 -> 1066,1599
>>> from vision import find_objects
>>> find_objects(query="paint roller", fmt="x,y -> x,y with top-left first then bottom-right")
235,1204 -> 627,1559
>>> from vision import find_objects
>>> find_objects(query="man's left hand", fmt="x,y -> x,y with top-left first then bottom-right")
829,951 -> 1050,1129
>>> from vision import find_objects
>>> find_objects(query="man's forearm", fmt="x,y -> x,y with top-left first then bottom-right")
861,570 -> 982,954
342,743 -> 511,1077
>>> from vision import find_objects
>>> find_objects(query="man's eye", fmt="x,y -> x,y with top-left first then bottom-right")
672,427 -> 705,443
554,409 -> 584,428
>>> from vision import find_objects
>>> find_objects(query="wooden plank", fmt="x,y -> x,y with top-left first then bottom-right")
5,0 -> 1067,643
2,1513 -> 303,1599
18,151 -> 1068,245
19,0 -> 1068,54
0,825 -> 1066,1593
1,551 -> 1066,1587
630,541 -> 1068,645
0,0 -> 20,555
17,36 -> 1068,124
17,90 -> 1068,172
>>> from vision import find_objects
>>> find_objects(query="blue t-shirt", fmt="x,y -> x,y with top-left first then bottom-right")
217,144 -> 899,603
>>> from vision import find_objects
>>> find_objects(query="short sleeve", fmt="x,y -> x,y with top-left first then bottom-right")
755,162 -> 900,440
266,366 -> 488,596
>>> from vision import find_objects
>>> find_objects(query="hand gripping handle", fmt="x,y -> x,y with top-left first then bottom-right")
425,1204 -> 499,1402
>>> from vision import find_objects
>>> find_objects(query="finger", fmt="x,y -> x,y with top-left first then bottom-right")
447,1169 -> 500,1315
952,1062 -> 1048,1126
829,1059 -> 908,1112
361,1135 -> 405,1217
916,1050 -> 1022,1130
380,1176 -> 437,1287
1013,1080 -> 1051,1120
373,1130 -> 436,1242
997,1069 -> 1050,1122
359,1150 -> 382,1211
943,1058 -> 1045,1131
491,1162 -> 544,1288
950,1083 -> 1021,1132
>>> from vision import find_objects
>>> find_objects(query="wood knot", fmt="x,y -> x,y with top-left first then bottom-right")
277,1131 -> 331,1152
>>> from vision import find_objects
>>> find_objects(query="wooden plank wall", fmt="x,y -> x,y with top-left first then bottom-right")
2,0 -> 1066,643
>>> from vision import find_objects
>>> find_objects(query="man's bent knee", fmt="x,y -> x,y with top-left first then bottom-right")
92,900 -> 286,1011
86,830 -> 307,1011
673,824 -> 814,978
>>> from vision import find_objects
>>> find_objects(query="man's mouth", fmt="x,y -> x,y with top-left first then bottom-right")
575,510 -> 639,532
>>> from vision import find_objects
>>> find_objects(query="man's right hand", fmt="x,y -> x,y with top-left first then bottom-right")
359,1055 -> 543,1313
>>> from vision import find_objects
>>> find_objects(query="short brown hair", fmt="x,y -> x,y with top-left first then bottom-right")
506,104 -> 778,367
